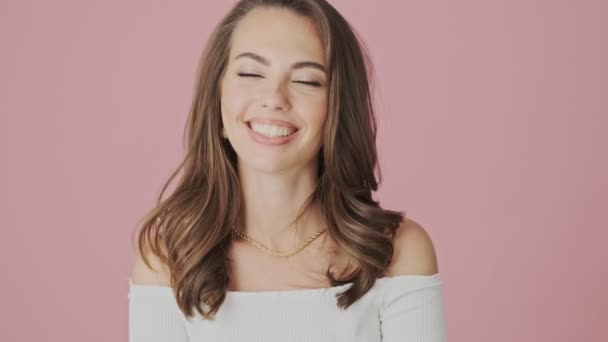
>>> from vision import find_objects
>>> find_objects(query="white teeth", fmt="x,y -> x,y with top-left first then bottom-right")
250,122 -> 296,138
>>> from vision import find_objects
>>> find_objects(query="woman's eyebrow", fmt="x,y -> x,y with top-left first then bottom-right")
234,52 -> 326,74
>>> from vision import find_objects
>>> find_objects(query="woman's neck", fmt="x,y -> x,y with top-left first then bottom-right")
238,165 -> 324,251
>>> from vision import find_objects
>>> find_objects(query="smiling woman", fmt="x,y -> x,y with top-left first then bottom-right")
128,0 -> 446,341
221,8 -> 329,165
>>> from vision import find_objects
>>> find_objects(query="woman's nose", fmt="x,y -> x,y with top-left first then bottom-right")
260,80 -> 291,111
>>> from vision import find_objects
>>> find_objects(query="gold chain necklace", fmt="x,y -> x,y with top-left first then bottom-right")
232,226 -> 326,257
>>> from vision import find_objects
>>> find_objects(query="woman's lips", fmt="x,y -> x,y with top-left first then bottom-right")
245,122 -> 298,146
247,118 -> 298,129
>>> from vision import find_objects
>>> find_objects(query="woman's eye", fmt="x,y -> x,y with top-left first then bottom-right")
237,73 -> 321,88
237,73 -> 262,78
294,81 -> 322,88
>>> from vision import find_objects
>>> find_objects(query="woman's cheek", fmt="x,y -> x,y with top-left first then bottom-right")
222,86 -> 249,115
308,97 -> 328,122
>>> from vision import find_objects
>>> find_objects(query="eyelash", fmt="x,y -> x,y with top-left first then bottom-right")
237,73 -> 322,88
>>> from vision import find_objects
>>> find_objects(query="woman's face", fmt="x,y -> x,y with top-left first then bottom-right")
220,7 -> 328,175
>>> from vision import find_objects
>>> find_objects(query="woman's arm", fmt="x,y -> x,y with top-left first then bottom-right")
379,219 -> 447,341
128,242 -> 190,342
379,274 -> 447,342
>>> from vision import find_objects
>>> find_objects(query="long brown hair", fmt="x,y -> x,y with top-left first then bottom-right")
133,0 -> 405,320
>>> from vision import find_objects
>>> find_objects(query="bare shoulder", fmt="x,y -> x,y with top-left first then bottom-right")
386,217 -> 440,277
130,234 -> 172,286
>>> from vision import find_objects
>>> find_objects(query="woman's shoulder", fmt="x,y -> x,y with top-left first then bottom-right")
130,234 -> 173,287
385,217 -> 440,277
128,216 -> 440,287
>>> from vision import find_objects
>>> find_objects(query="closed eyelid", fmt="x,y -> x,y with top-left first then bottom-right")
235,72 -> 324,88
234,52 -> 327,74
237,72 -> 321,82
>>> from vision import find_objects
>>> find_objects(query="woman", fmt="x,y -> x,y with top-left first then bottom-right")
128,0 -> 446,341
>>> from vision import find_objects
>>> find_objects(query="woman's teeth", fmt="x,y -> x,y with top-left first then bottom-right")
250,122 -> 296,138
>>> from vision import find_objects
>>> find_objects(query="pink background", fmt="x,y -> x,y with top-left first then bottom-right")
1,1 -> 606,341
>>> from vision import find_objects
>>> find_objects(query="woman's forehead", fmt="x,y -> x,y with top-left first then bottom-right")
230,7 -> 325,64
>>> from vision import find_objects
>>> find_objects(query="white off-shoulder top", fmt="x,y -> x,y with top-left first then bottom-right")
128,272 -> 446,342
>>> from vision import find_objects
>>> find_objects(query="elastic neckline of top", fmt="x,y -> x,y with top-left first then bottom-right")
128,272 -> 441,296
